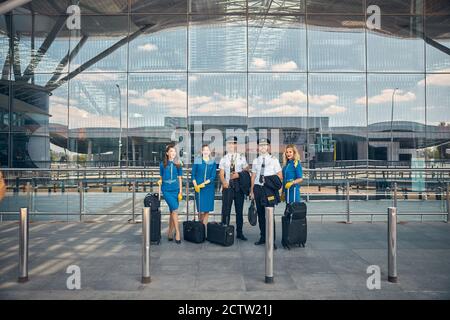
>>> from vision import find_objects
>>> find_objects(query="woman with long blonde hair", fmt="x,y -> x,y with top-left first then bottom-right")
282,144 -> 303,203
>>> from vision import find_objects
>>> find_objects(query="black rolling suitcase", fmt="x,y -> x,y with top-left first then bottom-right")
143,188 -> 161,245
282,190 -> 307,249
207,222 -> 234,246
183,190 -> 205,243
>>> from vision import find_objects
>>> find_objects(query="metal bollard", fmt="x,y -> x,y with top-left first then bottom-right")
265,207 -> 274,284
346,181 -> 351,224
388,207 -> 398,283
447,184 -> 450,223
142,207 -> 151,284
18,208 -> 29,283
132,181 -> 136,223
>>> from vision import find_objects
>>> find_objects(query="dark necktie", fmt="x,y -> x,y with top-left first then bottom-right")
259,157 -> 266,184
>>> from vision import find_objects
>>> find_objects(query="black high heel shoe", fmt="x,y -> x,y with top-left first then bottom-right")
168,231 -> 175,241
175,239 -> 181,244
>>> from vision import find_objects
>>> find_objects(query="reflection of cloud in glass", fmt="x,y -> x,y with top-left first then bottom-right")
259,105 -> 307,116
50,97 -> 120,129
321,105 -> 346,115
418,70 -> 450,87
129,88 -> 186,116
137,43 -> 159,52
357,89 -> 416,104
252,58 -> 267,69
271,61 -> 298,72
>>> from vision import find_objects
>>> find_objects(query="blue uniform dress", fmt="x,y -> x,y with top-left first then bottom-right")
282,159 -> 303,203
192,157 -> 217,212
160,161 -> 183,212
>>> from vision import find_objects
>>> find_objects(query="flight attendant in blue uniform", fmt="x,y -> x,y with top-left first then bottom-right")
192,144 -> 217,225
282,144 -> 303,203
158,144 -> 183,244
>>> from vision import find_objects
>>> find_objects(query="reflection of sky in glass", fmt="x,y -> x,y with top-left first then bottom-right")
368,74 -> 425,125
309,73 -> 366,127
128,73 -> 186,127
4,16 -> 449,133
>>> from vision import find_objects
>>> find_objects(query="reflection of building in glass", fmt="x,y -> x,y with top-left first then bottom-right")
0,0 -> 449,168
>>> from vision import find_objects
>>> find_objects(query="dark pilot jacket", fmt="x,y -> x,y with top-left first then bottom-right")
262,175 -> 282,207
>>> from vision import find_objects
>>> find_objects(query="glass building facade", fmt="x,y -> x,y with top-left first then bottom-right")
0,0 -> 449,168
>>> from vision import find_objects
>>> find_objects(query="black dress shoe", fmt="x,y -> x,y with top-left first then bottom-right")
254,239 -> 265,245
237,234 -> 248,241
274,243 -> 278,250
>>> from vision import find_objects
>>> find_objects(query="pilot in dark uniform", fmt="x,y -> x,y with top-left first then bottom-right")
219,136 -> 249,241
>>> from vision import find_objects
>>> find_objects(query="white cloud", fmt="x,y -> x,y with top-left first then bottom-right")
357,89 -> 416,105
271,61 -> 298,72
137,43 -> 159,52
321,105 -> 347,115
252,58 -> 267,69
418,71 -> 450,87
268,90 -> 307,106
309,94 -> 339,105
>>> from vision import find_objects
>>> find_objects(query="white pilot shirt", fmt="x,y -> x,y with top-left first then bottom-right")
252,153 -> 282,186
219,153 -> 248,183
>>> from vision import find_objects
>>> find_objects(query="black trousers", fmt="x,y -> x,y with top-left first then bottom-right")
221,182 -> 245,234
253,185 -> 276,241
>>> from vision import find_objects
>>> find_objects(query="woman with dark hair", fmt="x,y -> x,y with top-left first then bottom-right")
192,144 -> 216,225
158,144 -> 183,244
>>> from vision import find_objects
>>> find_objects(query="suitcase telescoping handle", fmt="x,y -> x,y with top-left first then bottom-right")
286,180 -> 296,203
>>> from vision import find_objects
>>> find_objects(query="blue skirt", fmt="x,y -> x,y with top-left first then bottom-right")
163,189 -> 179,212
195,185 -> 215,212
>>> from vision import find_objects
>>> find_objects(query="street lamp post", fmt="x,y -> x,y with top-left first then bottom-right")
390,88 -> 399,166
116,84 -> 122,168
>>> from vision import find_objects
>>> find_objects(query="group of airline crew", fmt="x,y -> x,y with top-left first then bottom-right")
158,136 -> 303,247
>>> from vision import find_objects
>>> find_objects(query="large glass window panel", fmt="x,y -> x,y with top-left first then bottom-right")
425,0 -> 450,15
16,0 -> 129,15
367,15 -> 425,72
248,0 -> 304,14
9,15 -> 70,77
189,15 -> 246,72
307,15 -> 366,72
248,15 -> 306,72
248,73 -> 308,161
0,132 -> 8,167
189,0 -> 246,14
0,81 -> 10,131
367,0 -> 423,15
68,73 -> 127,165
367,74 -> 426,162
11,132 -> 51,167
132,0 -> 187,14
128,73 -> 187,166
0,15 -> 9,75
10,81 -> 52,133
425,15 -> 450,72
306,0 -> 364,14
129,15 -> 187,72
10,79 -> 68,166
188,73 -> 246,117
308,73 -> 367,161
70,15 -> 129,73
425,72 -> 450,161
